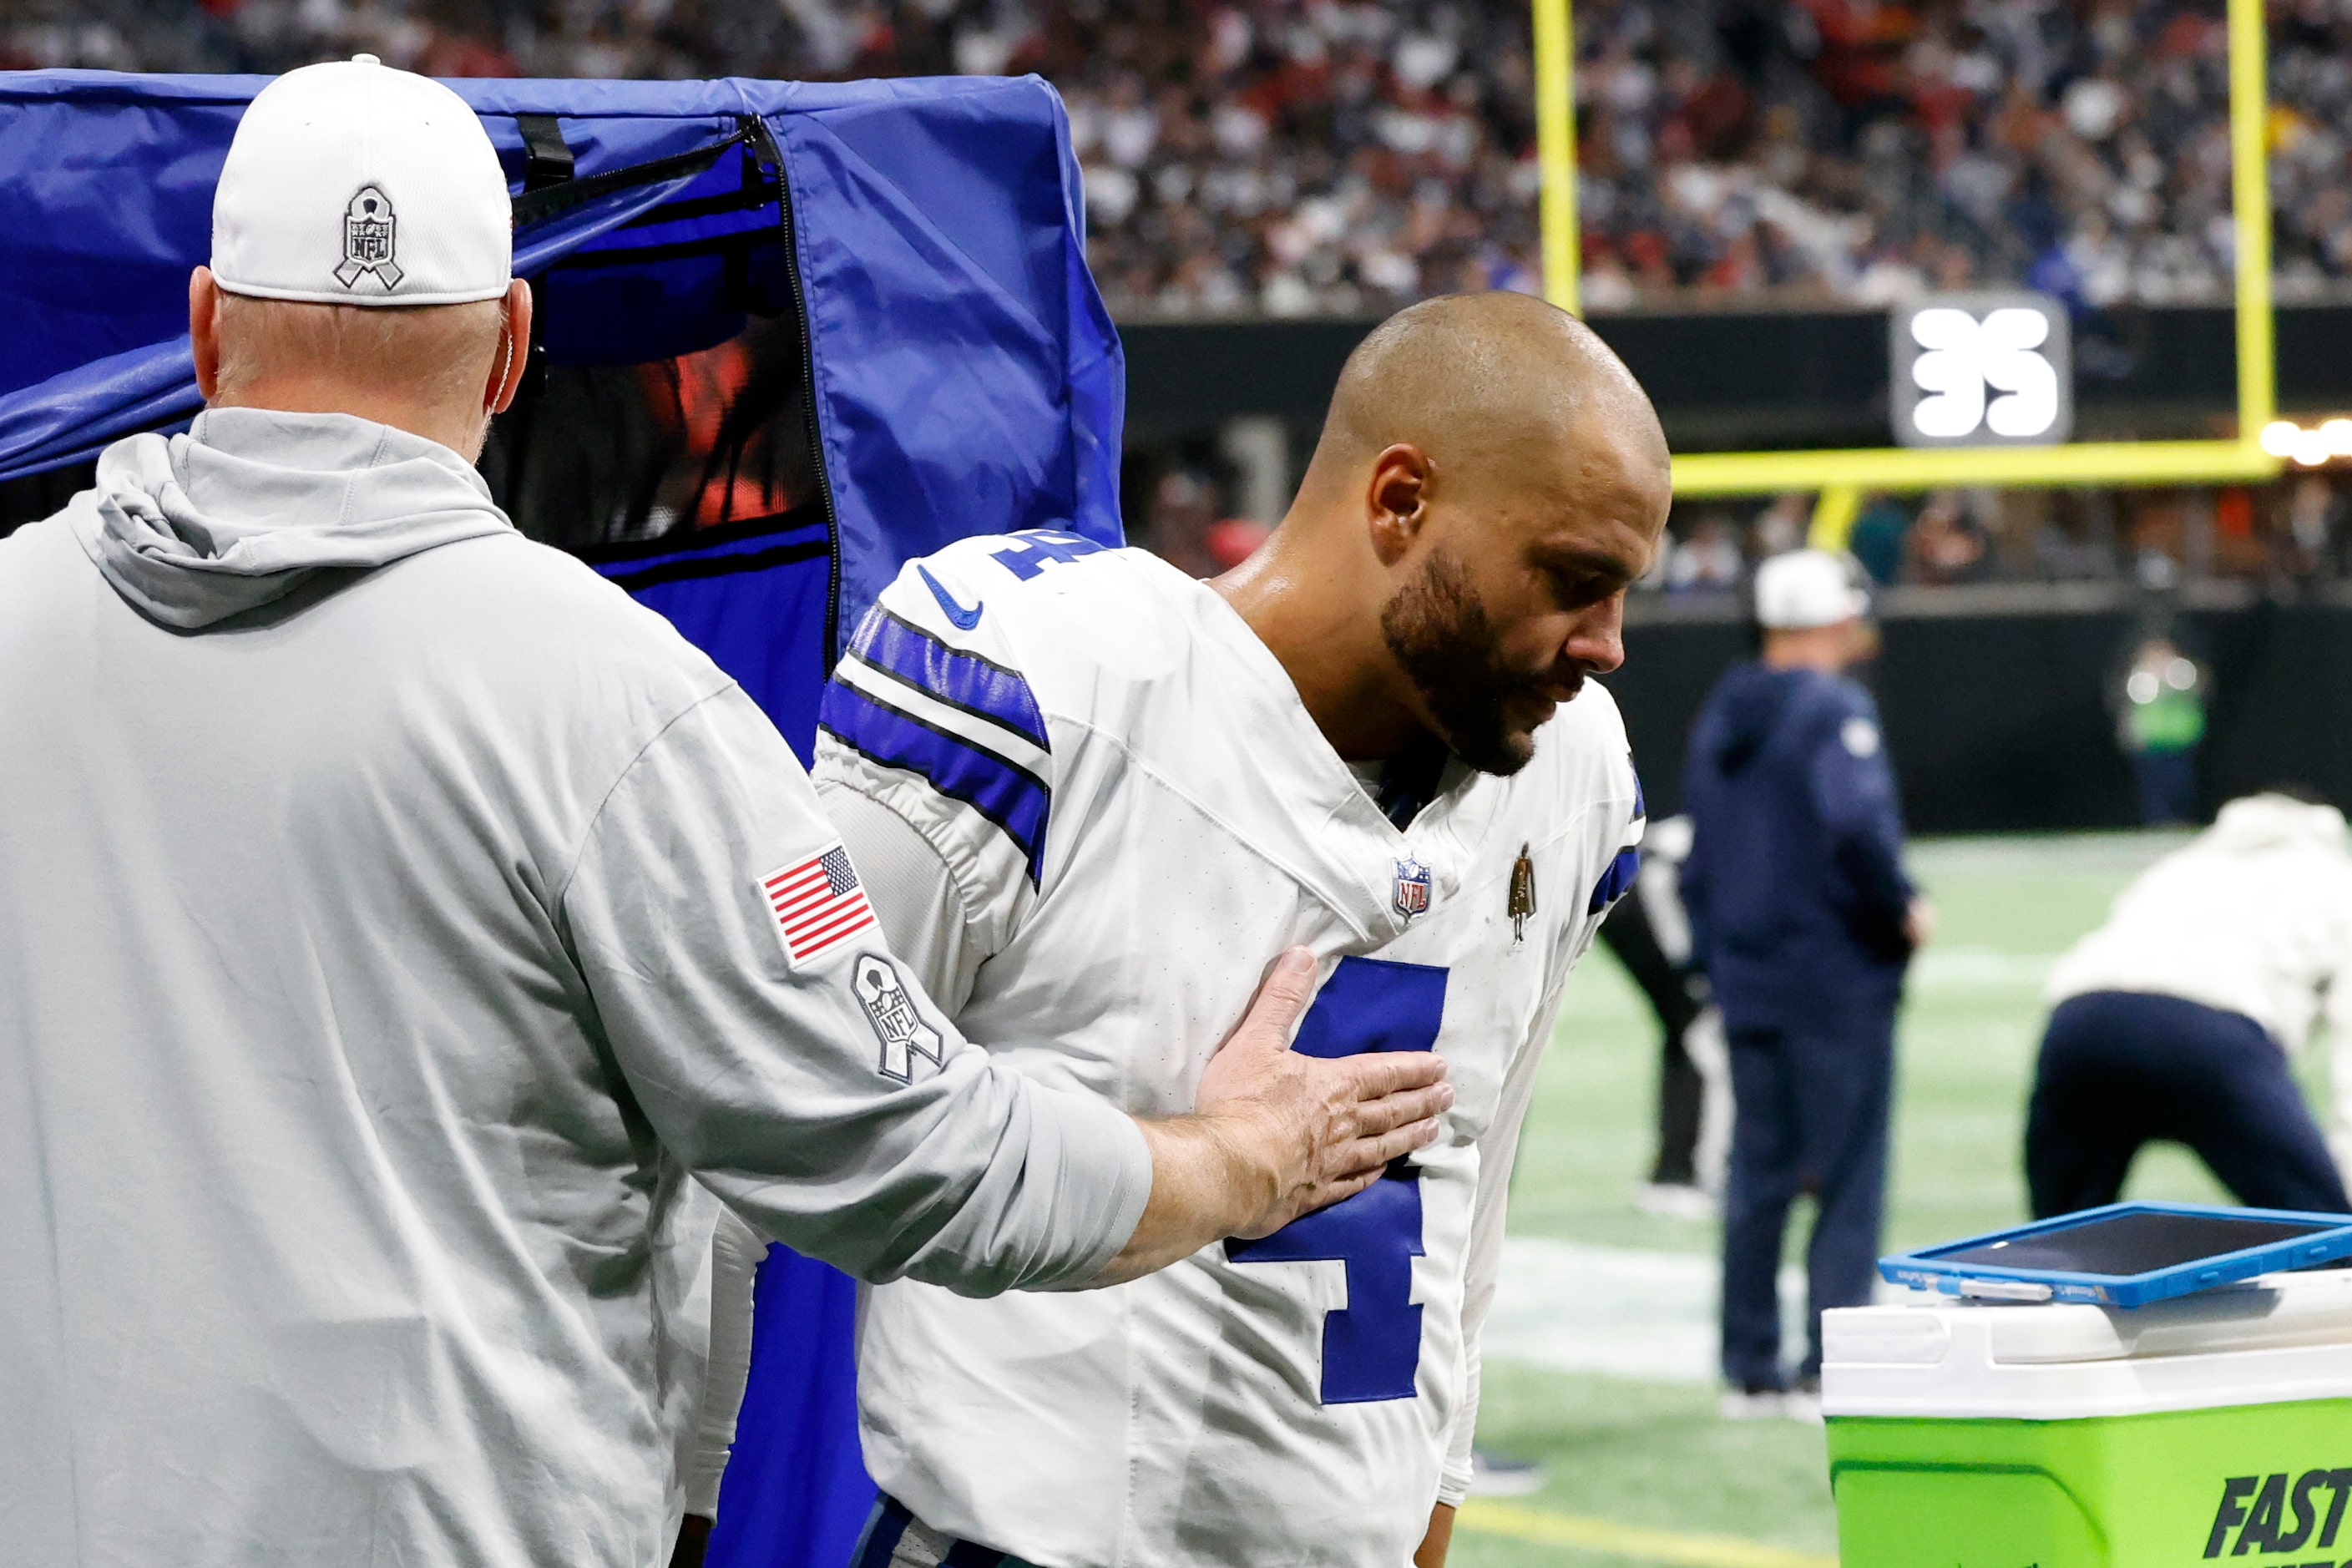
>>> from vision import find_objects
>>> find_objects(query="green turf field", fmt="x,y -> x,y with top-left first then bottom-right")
1450,830 -> 2324,1568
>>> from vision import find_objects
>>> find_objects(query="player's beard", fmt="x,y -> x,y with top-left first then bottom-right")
1379,545 -> 1571,777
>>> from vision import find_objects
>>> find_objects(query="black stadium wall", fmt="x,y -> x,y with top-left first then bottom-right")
1120,301 -> 2352,448
1610,599 -> 2352,835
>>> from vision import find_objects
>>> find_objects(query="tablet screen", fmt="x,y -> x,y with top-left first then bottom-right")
1932,1211 -> 2338,1277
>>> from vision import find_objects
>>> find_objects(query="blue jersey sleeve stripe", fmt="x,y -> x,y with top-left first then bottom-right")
1588,846 -> 1641,915
818,683 -> 1050,884
847,606 -> 1050,751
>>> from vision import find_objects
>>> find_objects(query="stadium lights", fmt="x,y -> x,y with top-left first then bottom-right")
1532,0 -> 2284,508
2259,419 -> 2352,468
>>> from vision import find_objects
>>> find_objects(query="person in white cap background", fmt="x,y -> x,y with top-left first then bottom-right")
1677,547 -> 1933,1418
0,56 -> 1453,1568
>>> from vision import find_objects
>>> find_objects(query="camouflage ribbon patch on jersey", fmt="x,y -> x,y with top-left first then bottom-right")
1508,842 -> 1536,943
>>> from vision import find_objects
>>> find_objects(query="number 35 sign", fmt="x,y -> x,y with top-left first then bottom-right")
1890,291 -> 2073,448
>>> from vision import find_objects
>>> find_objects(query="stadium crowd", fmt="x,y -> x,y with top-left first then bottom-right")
1646,475 -> 2351,596
1131,461 -> 2344,596
8,0 -> 2349,318
1131,470 -> 2352,597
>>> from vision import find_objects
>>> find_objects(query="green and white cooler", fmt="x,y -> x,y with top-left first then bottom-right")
1824,1270 -> 2352,1566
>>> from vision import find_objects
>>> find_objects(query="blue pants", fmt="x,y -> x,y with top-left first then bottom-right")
2027,990 -> 2351,1218
2132,749 -> 2197,827
1720,1012 -> 1894,1388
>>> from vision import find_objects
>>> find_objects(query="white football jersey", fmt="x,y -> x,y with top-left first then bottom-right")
813,530 -> 1642,1568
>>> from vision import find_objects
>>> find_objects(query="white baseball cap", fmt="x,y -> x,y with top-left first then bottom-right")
1754,549 -> 1870,630
211,54 -> 511,307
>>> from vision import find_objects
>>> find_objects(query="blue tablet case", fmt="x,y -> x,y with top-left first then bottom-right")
1880,1201 -> 2352,1308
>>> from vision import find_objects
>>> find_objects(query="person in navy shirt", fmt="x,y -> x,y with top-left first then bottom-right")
1681,549 -> 1931,1416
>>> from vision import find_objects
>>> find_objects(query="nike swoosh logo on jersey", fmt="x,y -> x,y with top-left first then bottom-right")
918,564 -> 984,630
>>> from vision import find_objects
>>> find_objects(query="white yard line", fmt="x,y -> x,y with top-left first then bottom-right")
1483,1237 -> 1890,1384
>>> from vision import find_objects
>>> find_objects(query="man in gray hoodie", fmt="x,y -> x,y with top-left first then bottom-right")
0,58 -> 1449,1568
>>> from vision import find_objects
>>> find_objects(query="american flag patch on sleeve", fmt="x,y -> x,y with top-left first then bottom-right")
760,845 -> 874,964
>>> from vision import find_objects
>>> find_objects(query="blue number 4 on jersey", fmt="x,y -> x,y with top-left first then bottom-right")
1226,955 -> 1447,1404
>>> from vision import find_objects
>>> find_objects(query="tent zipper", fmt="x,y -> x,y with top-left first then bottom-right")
741,112 -> 846,667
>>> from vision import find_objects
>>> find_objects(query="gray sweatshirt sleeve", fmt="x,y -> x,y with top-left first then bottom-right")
559,683 -> 1151,1295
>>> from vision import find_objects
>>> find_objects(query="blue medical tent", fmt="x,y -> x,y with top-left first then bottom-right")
0,68 -> 1126,1568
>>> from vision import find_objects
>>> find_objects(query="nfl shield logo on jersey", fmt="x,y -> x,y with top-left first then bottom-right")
1392,855 -> 1432,920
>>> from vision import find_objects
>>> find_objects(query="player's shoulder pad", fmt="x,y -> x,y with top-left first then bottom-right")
863,529 -> 1206,695
897,528 -> 1125,620
815,530 -> 1133,890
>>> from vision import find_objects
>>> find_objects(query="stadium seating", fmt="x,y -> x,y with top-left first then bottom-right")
9,0 -> 2345,586
10,1 -> 2348,320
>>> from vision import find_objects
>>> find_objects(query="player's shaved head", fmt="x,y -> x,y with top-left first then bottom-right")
1305,291 -> 1668,500
1215,291 -> 1672,775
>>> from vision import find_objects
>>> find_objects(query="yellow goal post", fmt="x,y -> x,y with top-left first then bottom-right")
1531,0 -> 2283,543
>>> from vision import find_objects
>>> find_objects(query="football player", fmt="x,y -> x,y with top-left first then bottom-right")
719,291 -> 1668,1567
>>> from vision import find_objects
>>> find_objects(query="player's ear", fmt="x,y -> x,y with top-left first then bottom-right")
486,280 -> 534,416
190,266 -> 224,402
1365,443 -> 1434,567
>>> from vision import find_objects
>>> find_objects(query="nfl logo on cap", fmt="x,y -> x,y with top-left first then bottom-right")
1393,855 -> 1432,920
336,186 -> 402,291
210,53 -> 512,309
